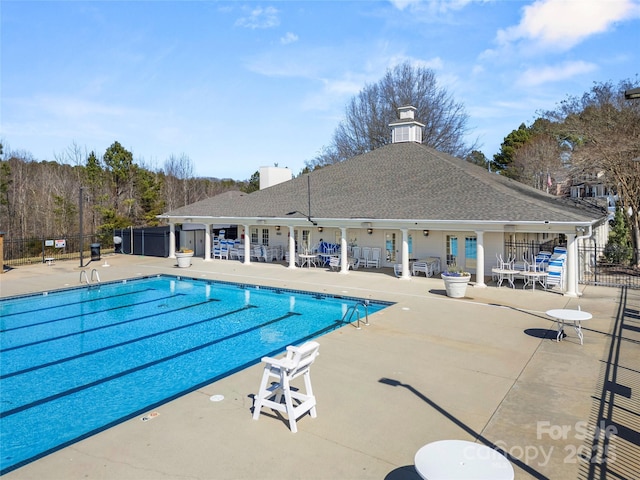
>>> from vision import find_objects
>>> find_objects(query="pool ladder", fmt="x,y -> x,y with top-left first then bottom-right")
80,269 -> 101,284
342,301 -> 370,329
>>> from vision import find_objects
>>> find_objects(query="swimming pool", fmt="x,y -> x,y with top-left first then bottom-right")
0,274 -> 391,474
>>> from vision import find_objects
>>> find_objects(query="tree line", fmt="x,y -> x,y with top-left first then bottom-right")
0,142 -> 253,240
491,79 -> 640,266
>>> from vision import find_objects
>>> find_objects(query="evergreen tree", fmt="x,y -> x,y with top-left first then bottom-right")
603,206 -> 632,264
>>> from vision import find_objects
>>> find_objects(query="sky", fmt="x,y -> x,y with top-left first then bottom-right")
2,0 -> 639,181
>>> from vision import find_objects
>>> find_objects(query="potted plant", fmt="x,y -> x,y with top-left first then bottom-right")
175,248 -> 194,268
441,266 -> 471,298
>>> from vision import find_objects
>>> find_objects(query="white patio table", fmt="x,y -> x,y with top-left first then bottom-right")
522,271 -> 548,291
491,267 -> 519,288
299,254 -> 318,268
414,440 -> 514,480
546,308 -> 592,345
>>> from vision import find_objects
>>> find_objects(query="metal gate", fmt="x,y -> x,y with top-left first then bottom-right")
578,244 -> 640,289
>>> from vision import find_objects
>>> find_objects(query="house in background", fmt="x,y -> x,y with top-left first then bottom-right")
158,106 -> 608,297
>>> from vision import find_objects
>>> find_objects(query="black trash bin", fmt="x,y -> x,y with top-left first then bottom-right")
90,243 -> 101,261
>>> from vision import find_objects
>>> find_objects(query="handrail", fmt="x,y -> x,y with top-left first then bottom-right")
341,301 -> 370,329
80,269 -> 101,284
91,268 -> 101,283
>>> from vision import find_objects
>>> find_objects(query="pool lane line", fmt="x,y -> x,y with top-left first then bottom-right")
0,288 -> 158,326
0,316 -> 340,476
1,304 -> 255,380
0,291 -> 183,334
0,297 -> 219,353
0,311 -> 301,419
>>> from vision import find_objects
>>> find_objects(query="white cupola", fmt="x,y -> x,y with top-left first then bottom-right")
389,105 -> 425,144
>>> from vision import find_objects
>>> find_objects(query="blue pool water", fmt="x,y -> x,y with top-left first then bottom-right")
0,275 -> 391,474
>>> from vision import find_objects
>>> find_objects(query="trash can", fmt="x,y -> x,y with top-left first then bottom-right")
90,243 -> 101,261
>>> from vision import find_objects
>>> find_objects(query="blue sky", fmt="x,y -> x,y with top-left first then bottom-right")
2,0 -> 639,180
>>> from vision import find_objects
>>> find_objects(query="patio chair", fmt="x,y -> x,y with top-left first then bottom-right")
366,247 -> 381,268
534,251 -> 552,272
361,247 -> 371,267
252,341 -> 320,433
412,261 -> 429,277
329,256 -> 340,271
213,241 -> 229,260
394,264 -> 403,277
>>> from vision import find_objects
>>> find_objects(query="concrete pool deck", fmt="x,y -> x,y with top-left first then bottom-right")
1,254 -> 638,479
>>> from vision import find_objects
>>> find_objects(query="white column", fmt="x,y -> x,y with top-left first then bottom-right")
401,229 -> 410,280
204,223 -> 212,261
243,225 -> 251,265
288,226 -> 297,269
169,223 -> 176,258
340,228 -> 348,274
474,230 -> 486,288
565,233 -> 578,297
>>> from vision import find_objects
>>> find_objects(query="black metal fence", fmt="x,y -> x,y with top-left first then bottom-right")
2,234 -> 112,267
502,239 -> 562,264
504,240 -> 639,289
578,243 -> 640,289
2,227 -> 171,267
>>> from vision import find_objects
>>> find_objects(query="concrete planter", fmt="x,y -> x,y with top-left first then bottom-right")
442,274 -> 471,298
176,251 -> 194,268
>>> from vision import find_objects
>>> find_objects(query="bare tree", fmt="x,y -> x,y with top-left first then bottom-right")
308,61 -> 476,169
544,79 -> 640,266
163,153 -> 195,211
512,132 -> 563,191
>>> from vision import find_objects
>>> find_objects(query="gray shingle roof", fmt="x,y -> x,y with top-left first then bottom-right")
161,142 -> 602,223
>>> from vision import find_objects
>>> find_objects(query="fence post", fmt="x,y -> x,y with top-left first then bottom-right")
592,238 -> 598,285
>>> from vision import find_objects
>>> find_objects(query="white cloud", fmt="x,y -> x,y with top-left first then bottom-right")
235,6 -> 280,29
389,0 -> 483,13
497,0 -> 640,51
388,0 -> 422,10
280,32 -> 298,45
517,60 -> 598,87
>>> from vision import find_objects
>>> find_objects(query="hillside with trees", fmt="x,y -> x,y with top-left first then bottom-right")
0,141 -> 251,240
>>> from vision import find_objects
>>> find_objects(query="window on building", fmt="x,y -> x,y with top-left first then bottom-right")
261,228 -> 269,245
446,235 -> 458,267
465,236 -> 477,270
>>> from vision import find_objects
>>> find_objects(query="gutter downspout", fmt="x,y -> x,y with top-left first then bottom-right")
566,225 -> 593,297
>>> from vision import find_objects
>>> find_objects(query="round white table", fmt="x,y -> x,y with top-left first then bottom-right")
491,268 -> 519,288
414,440 -> 514,480
299,254 -> 318,268
522,271 -> 548,291
546,308 -> 592,345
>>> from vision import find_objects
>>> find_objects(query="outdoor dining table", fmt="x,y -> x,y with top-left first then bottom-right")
299,254 -> 318,268
546,308 -> 592,345
522,270 -> 548,291
491,267 -> 519,288
414,440 -> 514,480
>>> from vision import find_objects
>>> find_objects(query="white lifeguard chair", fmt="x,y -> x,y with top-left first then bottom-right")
252,341 -> 320,433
